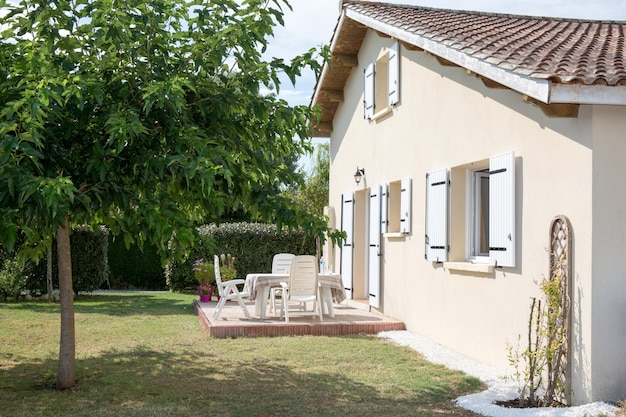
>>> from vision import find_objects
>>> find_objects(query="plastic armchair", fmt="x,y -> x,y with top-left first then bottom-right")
213,255 -> 251,320
279,255 -> 323,323
269,253 -> 295,313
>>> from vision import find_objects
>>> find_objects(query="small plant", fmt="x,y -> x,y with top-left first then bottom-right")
193,259 -> 215,294
505,254 -> 569,407
219,253 -> 237,281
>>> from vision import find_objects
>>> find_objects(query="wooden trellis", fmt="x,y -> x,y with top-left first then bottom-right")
547,215 -> 572,405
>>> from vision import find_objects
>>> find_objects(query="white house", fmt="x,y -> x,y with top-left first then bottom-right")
312,1 -> 626,405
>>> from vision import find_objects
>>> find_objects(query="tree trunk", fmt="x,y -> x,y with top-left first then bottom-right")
47,246 -> 53,302
56,216 -> 75,389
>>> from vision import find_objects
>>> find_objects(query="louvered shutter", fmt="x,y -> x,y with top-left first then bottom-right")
489,151 -> 516,267
388,41 -> 399,106
340,192 -> 354,298
425,169 -> 448,262
380,183 -> 389,234
364,63 -> 374,119
368,185 -> 382,308
400,177 -> 412,234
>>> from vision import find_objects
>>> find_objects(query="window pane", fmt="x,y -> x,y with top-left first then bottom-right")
479,175 -> 490,254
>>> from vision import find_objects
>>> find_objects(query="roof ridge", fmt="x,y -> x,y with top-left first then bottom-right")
344,1 -> 626,87
343,1 -> 626,24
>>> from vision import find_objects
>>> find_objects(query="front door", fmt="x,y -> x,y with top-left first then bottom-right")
368,185 -> 382,308
340,192 -> 354,299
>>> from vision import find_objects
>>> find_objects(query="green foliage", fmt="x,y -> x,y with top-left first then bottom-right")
284,142 -> 329,217
166,222 -> 315,291
0,258 -> 29,301
71,226 -> 109,293
0,0 -> 331,263
28,226 -> 109,294
192,258 -> 215,289
107,238 -> 165,290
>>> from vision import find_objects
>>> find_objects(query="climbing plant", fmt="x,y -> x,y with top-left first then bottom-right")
506,216 -> 571,407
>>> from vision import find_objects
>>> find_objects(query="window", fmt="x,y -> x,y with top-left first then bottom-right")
384,177 -> 412,235
425,151 -> 516,267
364,41 -> 399,120
470,169 -> 490,259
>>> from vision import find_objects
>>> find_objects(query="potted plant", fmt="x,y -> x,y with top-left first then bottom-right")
193,259 -> 215,302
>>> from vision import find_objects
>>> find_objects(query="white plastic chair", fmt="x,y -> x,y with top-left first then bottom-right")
213,255 -> 251,320
279,255 -> 323,323
269,253 -> 295,313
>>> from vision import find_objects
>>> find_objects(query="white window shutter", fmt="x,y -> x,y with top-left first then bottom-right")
368,185 -> 382,308
340,192 -> 354,298
425,169 -> 448,262
489,151 -> 516,267
388,41 -> 399,106
400,177 -> 412,234
364,63 -> 374,119
380,183 -> 389,234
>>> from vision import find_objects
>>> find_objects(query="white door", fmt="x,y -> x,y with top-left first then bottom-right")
340,192 -> 354,299
368,185 -> 382,308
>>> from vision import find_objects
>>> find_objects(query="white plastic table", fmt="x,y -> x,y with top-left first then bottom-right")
245,273 -> 345,320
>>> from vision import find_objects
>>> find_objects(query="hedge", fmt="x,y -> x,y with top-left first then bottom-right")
27,225 -> 109,294
107,237 -> 165,290
166,222 -> 316,291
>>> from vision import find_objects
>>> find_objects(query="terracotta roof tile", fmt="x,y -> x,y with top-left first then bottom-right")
346,2 -> 626,86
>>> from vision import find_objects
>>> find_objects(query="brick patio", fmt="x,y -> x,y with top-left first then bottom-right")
194,298 -> 405,338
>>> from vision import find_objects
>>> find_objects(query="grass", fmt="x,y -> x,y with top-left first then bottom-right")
0,292 -> 484,417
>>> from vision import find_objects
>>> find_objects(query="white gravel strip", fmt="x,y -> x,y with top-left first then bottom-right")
378,330 -> 618,417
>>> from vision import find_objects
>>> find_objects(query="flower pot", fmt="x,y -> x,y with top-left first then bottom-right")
198,286 -> 213,302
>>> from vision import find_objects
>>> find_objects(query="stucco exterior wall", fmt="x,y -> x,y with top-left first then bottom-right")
590,105 -> 626,402
324,29 -> 626,404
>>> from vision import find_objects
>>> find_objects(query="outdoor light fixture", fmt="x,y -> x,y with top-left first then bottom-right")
354,167 -> 365,185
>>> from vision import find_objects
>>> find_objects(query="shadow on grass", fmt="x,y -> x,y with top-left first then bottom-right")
0,345 -> 482,417
0,293 -> 196,317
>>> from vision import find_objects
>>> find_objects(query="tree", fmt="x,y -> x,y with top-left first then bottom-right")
0,0 -> 329,389
285,142 -> 330,217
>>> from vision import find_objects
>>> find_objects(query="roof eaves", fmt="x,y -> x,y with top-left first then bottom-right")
549,84 -> 626,105
311,12 -> 348,109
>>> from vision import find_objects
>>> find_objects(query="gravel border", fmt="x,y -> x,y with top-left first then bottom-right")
378,330 -> 618,417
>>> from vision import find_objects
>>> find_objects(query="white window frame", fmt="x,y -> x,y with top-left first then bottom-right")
363,41 -> 399,120
467,168 -> 491,263
384,177 -> 412,236
425,151 -> 515,269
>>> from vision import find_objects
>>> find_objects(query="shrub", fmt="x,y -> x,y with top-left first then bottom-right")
166,222 -> 315,291
0,258 -> 29,301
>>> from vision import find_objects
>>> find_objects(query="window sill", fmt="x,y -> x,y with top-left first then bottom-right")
371,106 -> 393,121
384,232 -> 406,239
444,262 -> 494,274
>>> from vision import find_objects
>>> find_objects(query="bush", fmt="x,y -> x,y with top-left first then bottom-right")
166,222 -> 316,291
28,226 -> 109,294
0,258 -> 29,301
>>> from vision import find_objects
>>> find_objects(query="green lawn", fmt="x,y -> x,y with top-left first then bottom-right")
0,292 -> 484,417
